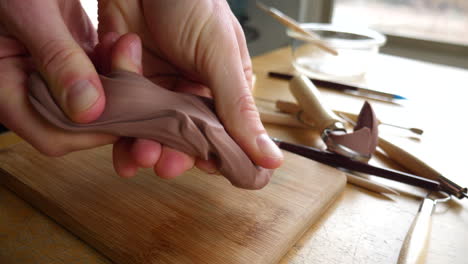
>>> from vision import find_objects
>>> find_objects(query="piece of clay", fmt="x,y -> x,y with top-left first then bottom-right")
353,101 -> 379,153
28,71 -> 273,190
327,101 -> 379,158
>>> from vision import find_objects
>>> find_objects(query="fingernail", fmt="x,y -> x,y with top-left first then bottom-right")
129,40 -> 141,68
256,134 -> 283,160
67,80 -> 99,114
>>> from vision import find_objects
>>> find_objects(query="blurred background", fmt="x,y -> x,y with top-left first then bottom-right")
1,0 -> 467,133
81,0 -> 468,68
230,0 -> 468,68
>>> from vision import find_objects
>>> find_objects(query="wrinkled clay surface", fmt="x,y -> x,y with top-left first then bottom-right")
28,71 -> 273,190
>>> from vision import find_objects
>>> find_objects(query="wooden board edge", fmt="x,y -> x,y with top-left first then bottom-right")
0,150 -> 347,264
0,167 -> 117,262
271,172 -> 347,263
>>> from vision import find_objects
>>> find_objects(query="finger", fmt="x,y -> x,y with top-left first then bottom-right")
130,139 -> 161,168
113,137 -> 139,178
195,158 -> 218,174
0,0 -> 104,123
108,33 -> 165,170
154,147 -> 195,179
202,11 -> 283,169
107,34 -> 198,178
93,32 -> 120,74
0,57 -> 115,157
0,36 -> 26,58
109,33 -> 142,74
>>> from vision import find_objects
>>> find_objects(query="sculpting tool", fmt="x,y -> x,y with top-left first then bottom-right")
272,138 -> 440,191
274,99 -> 423,135
381,123 -> 423,136
397,192 -> 451,264
258,108 -> 310,128
289,75 -> 378,162
268,71 -> 407,102
272,138 -> 467,200
254,99 -> 398,195
345,171 -> 399,195
338,113 -> 468,199
255,2 -> 338,56
281,74 -> 467,199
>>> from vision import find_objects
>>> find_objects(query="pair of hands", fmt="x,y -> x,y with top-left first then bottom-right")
0,0 -> 283,180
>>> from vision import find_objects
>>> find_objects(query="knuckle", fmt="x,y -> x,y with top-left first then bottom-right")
243,66 -> 254,89
243,63 -> 252,76
231,91 -> 265,135
38,38 -> 81,75
235,92 -> 258,116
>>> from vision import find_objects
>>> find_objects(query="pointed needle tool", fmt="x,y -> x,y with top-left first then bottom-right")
268,71 -> 407,102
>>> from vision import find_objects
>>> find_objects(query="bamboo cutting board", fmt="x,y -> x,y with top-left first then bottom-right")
0,142 -> 345,264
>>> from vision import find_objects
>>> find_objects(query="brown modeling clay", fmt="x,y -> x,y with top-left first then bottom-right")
28,71 -> 274,190
327,101 -> 379,158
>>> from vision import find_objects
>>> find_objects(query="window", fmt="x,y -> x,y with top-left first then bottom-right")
301,0 -> 468,68
332,0 -> 468,46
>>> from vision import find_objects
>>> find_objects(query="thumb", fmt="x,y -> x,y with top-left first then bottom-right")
1,1 -> 104,123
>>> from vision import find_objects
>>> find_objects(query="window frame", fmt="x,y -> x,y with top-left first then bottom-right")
300,0 -> 468,68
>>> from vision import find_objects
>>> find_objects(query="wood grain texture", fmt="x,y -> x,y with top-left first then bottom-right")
252,47 -> 468,264
0,185 -> 111,264
2,46 -> 468,264
0,142 -> 345,264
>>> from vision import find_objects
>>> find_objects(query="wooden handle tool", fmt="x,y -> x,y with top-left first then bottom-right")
259,109 -> 310,128
289,75 -> 345,133
398,193 -> 451,264
276,100 -> 423,135
289,74 -> 378,162
335,109 -> 468,199
256,2 -> 338,56
397,197 -> 434,264
345,172 -> 399,195
378,137 -> 467,199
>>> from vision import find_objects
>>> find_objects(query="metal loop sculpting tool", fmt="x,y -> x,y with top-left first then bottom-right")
273,99 -> 424,136
272,74 -> 468,199
397,192 -> 451,264
289,74 -> 378,162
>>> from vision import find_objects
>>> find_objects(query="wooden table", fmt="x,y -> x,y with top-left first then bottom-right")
1,47 -> 467,263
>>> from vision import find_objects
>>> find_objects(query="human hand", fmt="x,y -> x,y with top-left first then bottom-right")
0,0 -> 283,186
0,0 -> 208,180
0,0 -> 115,156
0,0 -> 194,180
98,0 -> 284,179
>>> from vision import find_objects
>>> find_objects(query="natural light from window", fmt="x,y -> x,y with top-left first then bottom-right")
332,0 -> 468,46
